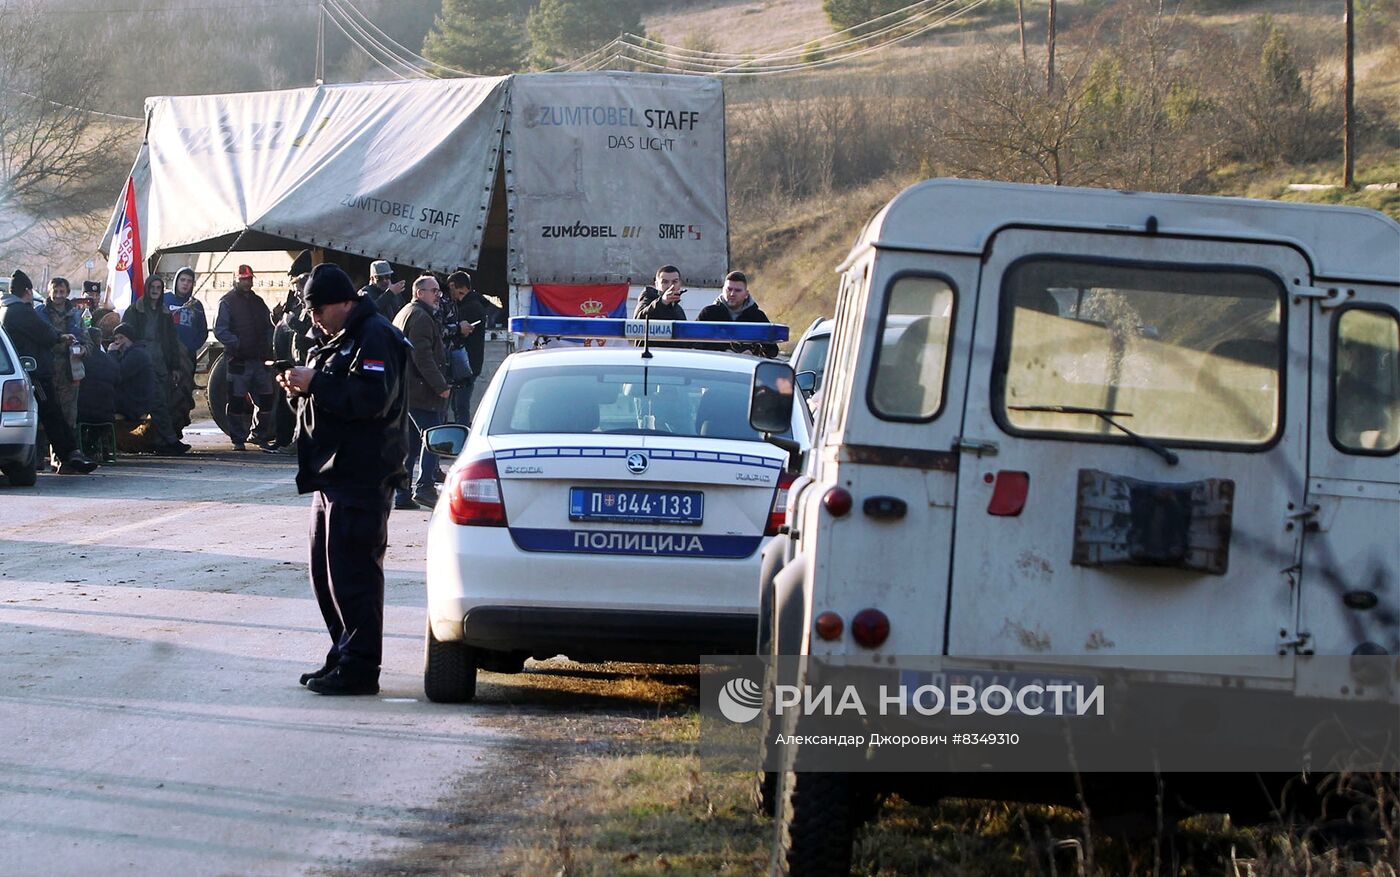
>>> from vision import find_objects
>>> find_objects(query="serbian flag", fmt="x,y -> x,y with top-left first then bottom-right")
530,283 -> 629,346
107,176 -> 145,312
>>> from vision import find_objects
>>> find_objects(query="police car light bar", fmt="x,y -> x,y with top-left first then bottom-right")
509,317 -> 789,344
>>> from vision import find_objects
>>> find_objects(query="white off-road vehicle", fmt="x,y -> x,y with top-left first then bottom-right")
750,179 -> 1400,876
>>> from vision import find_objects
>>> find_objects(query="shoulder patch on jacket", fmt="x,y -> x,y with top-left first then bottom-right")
362,359 -> 386,373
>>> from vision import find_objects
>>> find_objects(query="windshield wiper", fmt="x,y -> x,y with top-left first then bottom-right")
1007,404 -> 1179,466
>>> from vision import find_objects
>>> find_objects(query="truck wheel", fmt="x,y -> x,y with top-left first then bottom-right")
208,353 -> 232,438
424,621 -> 478,703
753,685 -> 779,815
772,769 -> 856,877
2,443 -> 38,487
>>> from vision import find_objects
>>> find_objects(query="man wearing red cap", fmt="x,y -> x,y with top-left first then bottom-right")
214,265 -> 276,450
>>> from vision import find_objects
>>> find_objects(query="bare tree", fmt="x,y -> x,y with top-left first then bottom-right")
0,2 -> 136,262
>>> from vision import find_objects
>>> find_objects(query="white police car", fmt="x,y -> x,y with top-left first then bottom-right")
420,317 -> 807,702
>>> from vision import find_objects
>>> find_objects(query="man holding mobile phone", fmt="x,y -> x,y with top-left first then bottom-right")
633,265 -> 690,349
441,271 -> 487,425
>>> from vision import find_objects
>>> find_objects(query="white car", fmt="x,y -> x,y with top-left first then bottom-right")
0,324 -> 39,487
421,339 -> 808,702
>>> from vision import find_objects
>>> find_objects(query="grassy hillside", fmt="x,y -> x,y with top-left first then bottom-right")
664,0 -> 1400,333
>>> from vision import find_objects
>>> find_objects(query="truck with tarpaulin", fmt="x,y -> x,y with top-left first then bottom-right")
99,72 -> 731,435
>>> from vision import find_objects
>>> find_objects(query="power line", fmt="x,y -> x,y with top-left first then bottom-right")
323,0 -> 430,78
6,89 -> 144,122
613,0 -> 969,74
319,2 -> 414,80
27,0 -> 320,14
551,0 -> 992,77
328,0 -> 488,78
625,0 -> 968,65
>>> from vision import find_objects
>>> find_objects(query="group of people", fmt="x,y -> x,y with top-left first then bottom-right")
633,265 -> 780,358
0,268 -> 208,473
353,261 -> 490,511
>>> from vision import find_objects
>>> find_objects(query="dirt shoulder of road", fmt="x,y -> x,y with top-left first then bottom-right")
343,661 -> 1399,877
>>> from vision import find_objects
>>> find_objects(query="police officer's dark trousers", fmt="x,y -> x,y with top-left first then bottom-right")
308,488 -> 390,675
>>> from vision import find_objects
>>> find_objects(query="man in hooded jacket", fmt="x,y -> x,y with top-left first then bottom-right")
276,263 -> 410,696
123,275 -> 189,454
164,266 -> 206,433
695,270 -> 780,358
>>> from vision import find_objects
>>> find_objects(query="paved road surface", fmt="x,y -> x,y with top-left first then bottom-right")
0,426 -> 497,876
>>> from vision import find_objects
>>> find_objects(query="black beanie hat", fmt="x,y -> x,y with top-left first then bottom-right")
112,322 -> 138,342
10,269 -> 33,293
303,263 -> 356,307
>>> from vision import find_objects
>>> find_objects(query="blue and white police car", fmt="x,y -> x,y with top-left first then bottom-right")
421,317 -> 806,702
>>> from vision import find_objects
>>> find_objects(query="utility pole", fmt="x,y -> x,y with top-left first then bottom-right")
1017,0 -> 1027,66
1046,0 -> 1057,94
315,1 -> 326,85
1344,0 -> 1355,188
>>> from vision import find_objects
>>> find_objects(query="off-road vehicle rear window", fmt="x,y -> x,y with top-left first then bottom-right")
868,275 -> 955,421
1333,306 -> 1400,455
998,258 -> 1284,447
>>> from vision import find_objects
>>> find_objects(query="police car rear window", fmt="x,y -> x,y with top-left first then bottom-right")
489,364 -> 792,441
998,259 -> 1284,446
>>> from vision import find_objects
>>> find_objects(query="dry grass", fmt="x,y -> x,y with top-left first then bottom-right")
731,174 -> 913,338
642,0 -> 835,57
474,695 -> 1399,877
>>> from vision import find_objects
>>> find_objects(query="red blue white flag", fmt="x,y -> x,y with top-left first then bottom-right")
107,176 -> 145,312
529,283 -> 629,319
530,284 -> 630,346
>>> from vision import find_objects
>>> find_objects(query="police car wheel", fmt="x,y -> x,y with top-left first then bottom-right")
3,443 -> 38,487
423,622 -> 478,703
772,769 -> 856,877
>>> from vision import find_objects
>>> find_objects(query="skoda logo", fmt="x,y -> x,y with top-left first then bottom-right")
625,452 -> 648,475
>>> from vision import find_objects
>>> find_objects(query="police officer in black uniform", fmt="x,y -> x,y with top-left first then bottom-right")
275,263 -> 410,696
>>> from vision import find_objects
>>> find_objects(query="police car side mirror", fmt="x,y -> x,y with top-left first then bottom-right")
750,361 -> 795,435
19,356 -> 37,374
424,424 -> 469,457
794,370 -> 817,398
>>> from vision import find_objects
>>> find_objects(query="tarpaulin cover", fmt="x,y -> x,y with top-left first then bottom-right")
101,77 -> 509,272
100,73 -> 731,288
504,73 -> 729,288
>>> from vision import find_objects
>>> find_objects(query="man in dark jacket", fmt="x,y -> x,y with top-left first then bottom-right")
270,272 -> 311,452
696,270 -> 781,358
35,277 -> 89,466
440,271 -> 486,425
391,275 -> 450,510
77,333 -> 120,425
632,264 -> 693,350
123,275 -> 188,454
107,323 -> 160,422
214,264 -> 276,451
0,270 -> 97,474
633,265 -> 687,321
276,263 -> 410,696
362,260 -> 407,317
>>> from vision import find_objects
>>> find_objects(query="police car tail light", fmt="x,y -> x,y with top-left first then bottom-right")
766,470 -> 797,537
851,608 -> 890,648
1,379 -> 27,412
446,457 -> 507,527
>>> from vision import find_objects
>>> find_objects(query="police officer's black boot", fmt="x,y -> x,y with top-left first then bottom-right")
299,650 -> 339,686
306,665 -> 380,696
